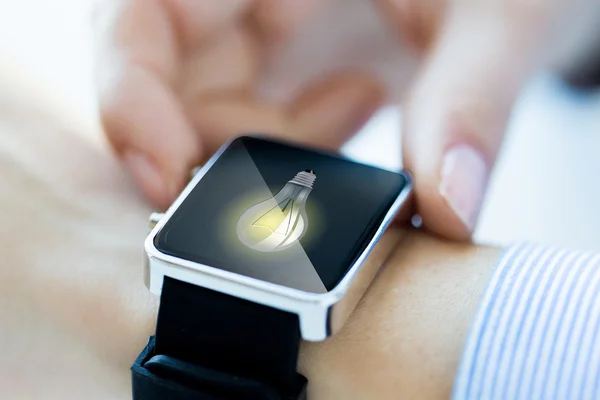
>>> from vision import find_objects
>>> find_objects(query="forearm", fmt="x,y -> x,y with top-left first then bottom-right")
299,229 -> 502,399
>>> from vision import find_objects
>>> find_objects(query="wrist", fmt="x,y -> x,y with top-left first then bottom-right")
299,228 -> 502,399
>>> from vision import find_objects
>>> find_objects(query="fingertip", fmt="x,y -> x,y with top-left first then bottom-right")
404,134 -> 489,241
414,185 -> 475,241
100,65 -> 201,208
404,139 -> 490,241
122,151 -> 177,209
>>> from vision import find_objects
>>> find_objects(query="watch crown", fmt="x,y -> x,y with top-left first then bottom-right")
149,212 -> 165,230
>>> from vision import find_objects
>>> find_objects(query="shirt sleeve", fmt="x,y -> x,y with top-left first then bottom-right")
453,243 -> 600,400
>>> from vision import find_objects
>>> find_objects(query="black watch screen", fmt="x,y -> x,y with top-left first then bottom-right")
154,136 -> 409,294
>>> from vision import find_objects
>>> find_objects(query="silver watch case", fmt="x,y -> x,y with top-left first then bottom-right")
144,140 -> 412,342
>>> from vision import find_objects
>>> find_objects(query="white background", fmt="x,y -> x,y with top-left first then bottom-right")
1,0 -> 599,251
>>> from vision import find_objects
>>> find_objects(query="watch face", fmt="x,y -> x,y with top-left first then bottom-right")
154,136 -> 409,294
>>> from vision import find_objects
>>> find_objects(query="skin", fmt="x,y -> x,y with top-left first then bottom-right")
0,72 -> 501,399
97,0 -> 599,240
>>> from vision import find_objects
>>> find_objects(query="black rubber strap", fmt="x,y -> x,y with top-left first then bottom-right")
131,276 -> 306,400
131,337 -> 307,400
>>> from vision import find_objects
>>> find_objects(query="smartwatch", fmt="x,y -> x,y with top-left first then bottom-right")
131,136 -> 412,400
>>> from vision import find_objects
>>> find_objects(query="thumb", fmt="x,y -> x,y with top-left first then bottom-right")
403,6 -> 551,240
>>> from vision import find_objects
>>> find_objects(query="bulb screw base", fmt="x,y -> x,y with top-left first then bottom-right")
289,171 -> 316,189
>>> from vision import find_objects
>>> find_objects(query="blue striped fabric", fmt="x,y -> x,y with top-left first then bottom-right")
453,244 -> 600,400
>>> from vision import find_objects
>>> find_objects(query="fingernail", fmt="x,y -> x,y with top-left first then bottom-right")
122,151 -> 173,207
439,144 -> 488,231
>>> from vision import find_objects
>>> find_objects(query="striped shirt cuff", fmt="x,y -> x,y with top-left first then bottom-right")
453,243 -> 600,400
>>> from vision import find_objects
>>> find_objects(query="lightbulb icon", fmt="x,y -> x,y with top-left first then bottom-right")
236,170 -> 316,252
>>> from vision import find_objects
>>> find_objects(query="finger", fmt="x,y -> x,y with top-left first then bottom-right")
189,72 -> 383,154
96,0 -> 252,208
164,0 -> 256,50
102,65 -> 199,209
374,0 -> 442,53
289,73 -> 384,150
97,0 -> 195,208
250,0 -> 329,44
402,6 -> 554,240
189,99 -> 288,153
179,26 -> 260,104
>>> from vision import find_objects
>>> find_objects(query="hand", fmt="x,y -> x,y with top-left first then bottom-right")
96,0 -> 593,240
95,0 -> 385,211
